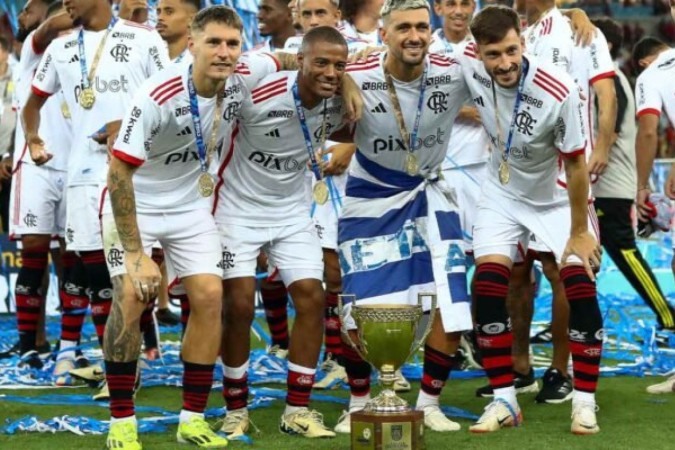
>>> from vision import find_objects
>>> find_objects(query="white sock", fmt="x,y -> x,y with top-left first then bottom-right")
179,409 -> 204,424
349,393 -> 371,413
223,361 -> 249,380
58,340 -> 77,361
284,404 -> 307,416
415,390 -> 439,410
573,390 -> 595,405
494,387 -> 517,409
110,415 -> 136,425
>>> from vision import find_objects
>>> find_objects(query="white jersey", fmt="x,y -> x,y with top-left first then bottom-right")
522,8 -> 574,73
635,48 -> 675,127
283,34 -> 369,56
171,48 -> 192,66
214,71 -> 344,226
429,31 -> 489,168
109,53 -> 280,215
457,47 -> 586,208
346,52 -> 469,175
13,31 -> 71,171
338,21 -> 383,46
31,19 -> 169,186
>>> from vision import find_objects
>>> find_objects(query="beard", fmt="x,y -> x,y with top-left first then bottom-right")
16,24 -> 38,43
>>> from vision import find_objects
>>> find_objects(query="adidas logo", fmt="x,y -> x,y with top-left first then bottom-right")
473,96 -> 484,107
265,128 -> 280,138
370,102 -> 387,113
69,54 -> 79,63
176,126 -> 192,136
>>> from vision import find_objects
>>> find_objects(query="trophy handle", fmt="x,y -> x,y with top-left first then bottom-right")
404,293 -> 437,363
337,294 -> 369,361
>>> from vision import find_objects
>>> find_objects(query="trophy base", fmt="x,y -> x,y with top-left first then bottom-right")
350,409 -> 425,450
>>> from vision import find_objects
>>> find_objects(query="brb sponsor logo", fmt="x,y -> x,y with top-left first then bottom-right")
373,128 -> 445,154
74,75 -> 130,102
248,151 -> 304,172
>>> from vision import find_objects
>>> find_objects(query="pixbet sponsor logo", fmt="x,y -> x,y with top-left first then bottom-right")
372,128 -> 445,154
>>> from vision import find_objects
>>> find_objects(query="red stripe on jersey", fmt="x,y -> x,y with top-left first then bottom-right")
535,69 -> 569,95
157,86 -> 184,105
112,149 -> 144,167
30,35 -> 44,56
153,82 -> 183,104
251,77 -> 287,96
150,76 -> 182,98
350,54 -> 380,65
122,20 -> 153,31
464,43 -> 478,59
261,52 -> 281,72
636,108 -> 661,118
212,125 -> 239,216
98,186 -> 108,219
533,78 -> 563,102
558,146 -> 586,158
15,144 -> 28,172
252,87 -> 286,104
31,85 -> 52,98
589,71 -> 615,85
347,63 -> 379,72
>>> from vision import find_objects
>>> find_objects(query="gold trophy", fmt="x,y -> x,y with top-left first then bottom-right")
339,293 -> 437,450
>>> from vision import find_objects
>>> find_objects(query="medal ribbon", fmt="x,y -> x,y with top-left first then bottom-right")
383,57 -> 428,166
78,17 -> 117,91
187,64 -> 224,174
491,57 -> 529,163
292,80 -> 328,181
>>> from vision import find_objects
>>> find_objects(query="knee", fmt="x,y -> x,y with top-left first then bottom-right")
189,283 -> 223,320
291,283 -> 324,317
224,295 -> 255,325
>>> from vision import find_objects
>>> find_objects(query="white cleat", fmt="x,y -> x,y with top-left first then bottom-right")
571,402 -> 600,435
334,410 -> 352,434
93,381 -> 110,401
54,358 -> 78,386
313,359 -> 347,390
646,374 -> 675,395
421,406 -> 461,431
393,369 -> 411,393
267,345 -> 289,360
221,407 -> 250,437
469,399 -> 522,433
69,365 -> 105,384
279,408 -> 336,438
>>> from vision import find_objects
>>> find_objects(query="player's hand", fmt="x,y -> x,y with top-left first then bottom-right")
665,167 -> 675,200
562,231 -> 602,281
635,187 -> 652,221
27,134 -> 53,165
0,156 -> 13,181
587,148 -> 608,175
119,0 -> 148,23
349,46 -> 384,63
125,251 -> 161,303
341,75 -> 363,123
458,106 -> 481,125
567,8 -> 596,46
323,143 -> 356,176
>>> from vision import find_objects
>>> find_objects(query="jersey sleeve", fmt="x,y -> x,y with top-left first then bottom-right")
635,71 -> 661,118
588,33 -> 615,84
111,84 -> 163,167
555,89 -> 586,157
235,52 -> 281,93
31,44 -> 60,98
537,37 -> 572,72
145,30 -> 170,77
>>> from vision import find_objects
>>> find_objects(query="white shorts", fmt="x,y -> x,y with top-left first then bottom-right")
516,202 -> 600,263
311,173 -> 347,250
473,195 -> 598,265
63,184 -> 104,251
9,162 -> 67,238
441,162 -> 487,251
219,220 -> 323,286
102,208 -> 222,280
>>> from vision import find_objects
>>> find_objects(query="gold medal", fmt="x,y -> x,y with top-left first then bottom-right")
405,153 -> 419,176
198,172 -> 215,197
313,180 -> 329,205
61,101 -> 71,119
79,87 -> 95,109
498,160 -> 510,185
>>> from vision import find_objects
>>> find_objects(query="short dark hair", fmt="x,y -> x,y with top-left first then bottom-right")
191,5 -> 243,34
470,5 -> 520,45
591,17 -> 622,61
300,25 -> 347,53
631,37 -> 668,75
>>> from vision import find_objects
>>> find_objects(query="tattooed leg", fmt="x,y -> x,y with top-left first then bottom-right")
103,275 -> 146,362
